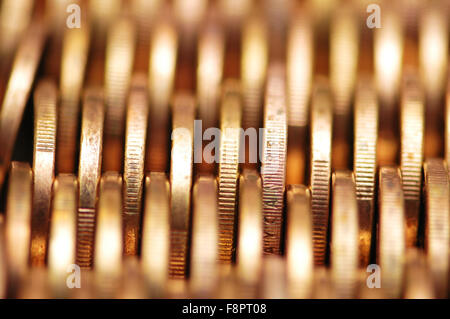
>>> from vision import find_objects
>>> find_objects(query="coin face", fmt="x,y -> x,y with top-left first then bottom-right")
261,63 -> 287,255
378,166 -> 406,298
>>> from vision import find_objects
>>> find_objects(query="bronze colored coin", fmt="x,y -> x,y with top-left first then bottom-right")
261,63 -> 287,255
446,83 -> 450,166
241,10 -> 268,129
94,172 -> 123,297
400,69 -> 424,247
309,78 -> 333,265
261,256 -> 287,299
217,80 -> 242,262
330,4 -> 359,169
169,93 -> 195,278
5,162 -> 32,287
0,214 -> 5,298
404,248 -> 435,299
123,73 -> 149,256
0,0 -> 34,64
353,76 -> 378,266
331,171 -> 359,298
237,169 -> 263,295
0,21 -> 45,189
286,185 -> 313,298
378,166 -> 406,298
77,88 -> 104,269
141,172 -> 170,297
48,174 -> 77,297
31,80 -> 57,267
197,15 -> 224,129
423,159 -> 449,298
146,17 -> 178,172
57,26 -> 90,173
103,17 -> 136,171
190,176 -> 219,296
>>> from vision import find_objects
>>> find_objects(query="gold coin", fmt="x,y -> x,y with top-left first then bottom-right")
286,7 -> 313,185
0,214 -> 5,298
103,17 -> 136,171
190,176 -> 219,296
47,174 -> 77,297
353,75 -> 378,266
237,169 -> 263,295
217,80 -> 242,262
374,8 -> 403,165
261,255 -> 287,299
123,73 -> 149,256
94,172 -> 123,297
286,185 -> 313,298
197,14 -> 224,129
57,26 -> 90,173
404,248 -> 435,299
88,0 -> 121,37
309,78 -> 333,265
423,159 -> 449,298
330,4 -> 359,169
31,79 -> 57,267
146,17 -> 178,172
141,172 -> 170,297
241,10 -> 268,129
0,0 -> 34,64
446,84 -> 450,166
169,93 -> 195,278
261,63 -> 287,255
400,69 -> 424,247
330,171 -> 359,298
5,162 -> 32,288
0,21 -> 45,189
118,256 -> 147,299
378,166 -> 406,298
77,87 -> 104,269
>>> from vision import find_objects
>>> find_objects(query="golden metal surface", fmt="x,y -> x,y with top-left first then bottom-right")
217,80 -> 241,262
47,175 -> 77,297
330,171 -> 359,298
123,73 -> 149,256
0,21 -> 45,189
400,69 -> 424,247
94,172 -> 123,297
261,63 -> 287,255
5,162 -> 32,287
190,176 -> 219,296
378,166 -> 406,298
141,172 -> 170,297
286,185 -> 313,298
423,159 -> 449,298
31,79 -> 57,266
77,88 -> 104,269
353,76 -> 378,266
309,78 -> 333,265
169,93 -> 195,278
